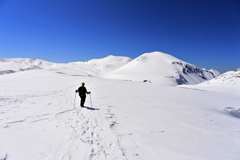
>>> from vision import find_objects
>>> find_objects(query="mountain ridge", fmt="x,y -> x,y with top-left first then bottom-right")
0,52 -> 220,85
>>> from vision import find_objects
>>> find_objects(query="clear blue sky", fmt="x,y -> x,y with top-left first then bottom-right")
0,0 -> 239,71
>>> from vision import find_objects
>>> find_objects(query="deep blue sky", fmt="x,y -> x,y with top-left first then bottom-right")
0,0 -> 239,71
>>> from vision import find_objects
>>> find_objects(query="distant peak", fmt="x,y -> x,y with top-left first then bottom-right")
103,54 -> 131,59
135,51 -> 181,63
141,51 -> 176,57
105,54 -> 116,58
87,55 -> 131,63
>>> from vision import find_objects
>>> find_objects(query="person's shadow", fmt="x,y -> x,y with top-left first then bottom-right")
82,106 -> 100,111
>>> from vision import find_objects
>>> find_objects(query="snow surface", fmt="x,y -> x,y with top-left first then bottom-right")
86,55 -> 131,74
183,70 -> 240,96
0,53 -> 239,160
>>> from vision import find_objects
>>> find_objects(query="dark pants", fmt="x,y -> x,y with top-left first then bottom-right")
80,95 -> 86,107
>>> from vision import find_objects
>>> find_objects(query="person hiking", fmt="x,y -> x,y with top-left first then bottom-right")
75,82 -> 91,107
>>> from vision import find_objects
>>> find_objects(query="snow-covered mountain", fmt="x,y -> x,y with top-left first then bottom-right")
184,70 -> 240,96
48,55 -> 131,77
0,56 -> 131,77
106,51 -> 219,85
0,58 -> 54,75
0,53 -> 218,85
86,55 -> 132,73
206,70 -> 240,86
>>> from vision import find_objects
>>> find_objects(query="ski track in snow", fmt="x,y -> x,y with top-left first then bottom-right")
52,90 -> 130,160
0,85 -> 135,160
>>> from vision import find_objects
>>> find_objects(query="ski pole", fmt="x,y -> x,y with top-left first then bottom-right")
89,93 -> 93,107
73,92 -> 77,109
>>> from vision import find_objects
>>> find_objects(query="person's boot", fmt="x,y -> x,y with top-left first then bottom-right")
80,100 -> 84,107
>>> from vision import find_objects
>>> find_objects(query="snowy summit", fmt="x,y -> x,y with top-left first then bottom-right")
106,51 -> 218,85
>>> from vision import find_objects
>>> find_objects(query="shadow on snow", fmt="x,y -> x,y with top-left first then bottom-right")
82,106 -> 100,111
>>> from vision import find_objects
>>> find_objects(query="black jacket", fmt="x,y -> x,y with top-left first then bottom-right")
76,86 -> 87,97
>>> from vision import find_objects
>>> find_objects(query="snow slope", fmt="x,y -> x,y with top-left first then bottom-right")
0,55 -> 131,77
106,52 -> 218,85
183,70 -> 240,96
0,58 -> 53,74
0,68 -> 239,160
47,55 -> 131,77
86,55 -> 131,74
